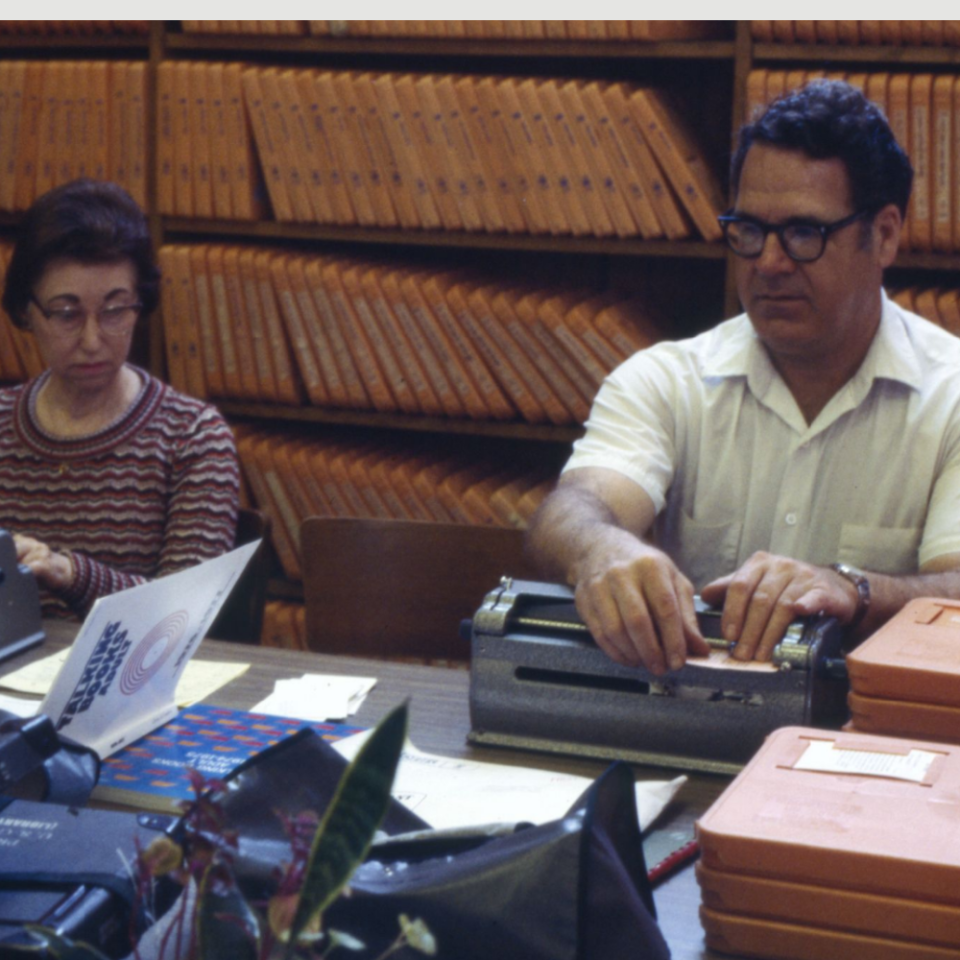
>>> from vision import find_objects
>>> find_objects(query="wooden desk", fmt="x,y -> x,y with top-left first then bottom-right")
17,623 -> 729,960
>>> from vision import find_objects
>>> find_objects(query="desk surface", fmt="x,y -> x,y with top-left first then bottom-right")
21,623 -> 728,960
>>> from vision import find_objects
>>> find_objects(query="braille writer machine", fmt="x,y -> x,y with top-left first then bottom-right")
465,579 -> 849,775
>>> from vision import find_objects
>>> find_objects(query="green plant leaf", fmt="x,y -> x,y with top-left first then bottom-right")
16,927 -> 111,959
285,701 -> 408,957
197,863 -> 261,960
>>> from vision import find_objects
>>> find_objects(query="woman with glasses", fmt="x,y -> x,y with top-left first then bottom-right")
0,178 -> 239,620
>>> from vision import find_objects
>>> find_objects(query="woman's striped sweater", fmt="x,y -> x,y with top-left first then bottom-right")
0,367 -> 240,619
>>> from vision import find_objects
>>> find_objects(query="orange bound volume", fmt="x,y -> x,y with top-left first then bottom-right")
158,246 -> 188,393
309,443 -> 354,518
360,266 -> 440,415
205,245 -> 242,397
514,77 -> 583,236
528,295 -> 599,413
323,259 -> 397,412
239,247 -> 280,400
540,292 -> 610,393
221,246 -> 261,400
931,75 -> 956,253
206,63 -> 233,220
35,62 -> 64,201
170,61 -> 194,216
434,73 -> 502,233
270,253 -> 328,406
327,442 -> 378,518
154,62 -> 176,216
260,66 -> 313,223
411,452 -> 462,523
321,71 -> 377,227
401,271 -> 484,419
294,254 -> 354,408
188,246 -> 225,399
73,61 -> 91,180
456,75 -> 526,234
381,268 -> 462,418
507,287 -> 588,423
252,436 -> 302,579
57,62 -> 77,186
365,446 -> 415,520
351,445 -> 395,520
461,283 -> 548,423
372,72 -> 440,229
628,87 -> 724,241
417,74 -> 482,231
254,251 -> 302,406
476,77 -> 537,231
910,73 -> 934,252
460,466 -> 520,526
564,292 -> 631,372
489,287 -> 575,425
277,69 -> 331,224
887,74 -> 911,247
171,245 -> 208,399
222,63 -> 265,221
289,441 -> 335,516
764,70 -> 787,104
563,80 -> 639,238
935,289 -> 960,336
304,259 -> 369,409
594,297 -> 665,358
580,80 -> 660,239
384,450 -> 434,521
601,82 -> 690,240
0,62 -> 24,211
341,263 -> 418,413
487,471 -> 542,529
396,73 -> 460,230
337,71 -> 398,228
188,62 -> 213,219
352,72 -> 414,227
913,287 -> 942,326
241,67 -> 293,222
297,70 -> 354,225
418,273 -> 502,419
14,61 -> 44,211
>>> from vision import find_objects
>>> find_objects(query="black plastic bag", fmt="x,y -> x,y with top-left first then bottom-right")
215,730 -> 670,960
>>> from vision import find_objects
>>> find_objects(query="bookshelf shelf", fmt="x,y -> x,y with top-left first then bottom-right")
753,43 -> 960,67
162,219 -> 728,261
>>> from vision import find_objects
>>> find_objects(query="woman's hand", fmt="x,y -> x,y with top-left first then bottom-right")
14,533 -> 76,592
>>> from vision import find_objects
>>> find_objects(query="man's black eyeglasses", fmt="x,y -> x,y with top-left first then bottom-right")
717,210 -> 870,263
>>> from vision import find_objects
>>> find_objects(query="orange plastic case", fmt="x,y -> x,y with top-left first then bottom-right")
846,597 -> 960,706
697,862 -> 960,949
847,690 -> 960,743
700,907 -> 960,960
696,726 -> 960,906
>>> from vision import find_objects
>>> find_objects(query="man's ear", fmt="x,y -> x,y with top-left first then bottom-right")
872,203 -> 902,268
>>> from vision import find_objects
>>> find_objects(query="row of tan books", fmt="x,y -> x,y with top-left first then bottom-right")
158,242 -> 666,423
219,66 -> 723,238
156,61 -> 265,221
181,21 -> 729,41
747,70 -> 960,254
236,426 -> 555,579
890,285 -> 960,334
0,21 -> 148,35
261,599 -> 308,650
751,21 -> 960,45
0,61 -> 147,213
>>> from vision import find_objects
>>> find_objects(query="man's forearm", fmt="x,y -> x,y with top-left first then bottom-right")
856,565 -> 960,639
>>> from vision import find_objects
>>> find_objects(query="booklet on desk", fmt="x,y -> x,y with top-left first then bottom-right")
39,541 -> 259,760
94,702 -> 363,812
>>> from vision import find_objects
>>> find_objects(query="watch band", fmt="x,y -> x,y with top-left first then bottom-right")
830,562 -> 871,628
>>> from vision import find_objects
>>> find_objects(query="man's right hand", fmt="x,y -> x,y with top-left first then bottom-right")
572,527 -> 710,675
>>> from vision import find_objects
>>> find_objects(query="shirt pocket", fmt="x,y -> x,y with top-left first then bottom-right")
837,524 -> 921,575
666,510 -> 743,591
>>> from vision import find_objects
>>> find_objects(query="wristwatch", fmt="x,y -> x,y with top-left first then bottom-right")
830,562 -> 871,628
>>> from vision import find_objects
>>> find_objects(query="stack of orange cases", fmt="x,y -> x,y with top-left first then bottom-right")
696,726 -> 960,960
845,597 -> 960,744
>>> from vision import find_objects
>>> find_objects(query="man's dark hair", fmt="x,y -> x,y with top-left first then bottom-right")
730,79 -> 913,219
2,178 -> 160,329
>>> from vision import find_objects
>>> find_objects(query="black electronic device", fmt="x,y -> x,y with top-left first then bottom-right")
0,529 -> 44,663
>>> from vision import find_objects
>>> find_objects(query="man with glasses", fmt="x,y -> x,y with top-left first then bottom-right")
527,80 -> 960,674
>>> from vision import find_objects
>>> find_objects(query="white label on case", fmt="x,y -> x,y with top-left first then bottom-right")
794,740 -> 940,783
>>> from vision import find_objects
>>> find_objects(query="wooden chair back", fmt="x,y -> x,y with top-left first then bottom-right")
301,517 -> 539,661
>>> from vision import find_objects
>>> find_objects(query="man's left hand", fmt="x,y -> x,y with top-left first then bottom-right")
699,552 -> 862,661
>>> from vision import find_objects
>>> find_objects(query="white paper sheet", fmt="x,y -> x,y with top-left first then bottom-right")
253,674 -> 376,721
334,732 -> 686,831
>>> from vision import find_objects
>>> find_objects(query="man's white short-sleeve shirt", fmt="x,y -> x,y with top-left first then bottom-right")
563,294 -> 960,589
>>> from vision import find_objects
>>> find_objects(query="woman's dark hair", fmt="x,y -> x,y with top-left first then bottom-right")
730,79 -> 914,219
2,178 -> 160,329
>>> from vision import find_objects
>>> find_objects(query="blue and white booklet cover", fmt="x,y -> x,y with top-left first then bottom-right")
40,540 -> 259,760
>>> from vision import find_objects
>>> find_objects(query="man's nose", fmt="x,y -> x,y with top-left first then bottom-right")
754,231 -> 796,274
